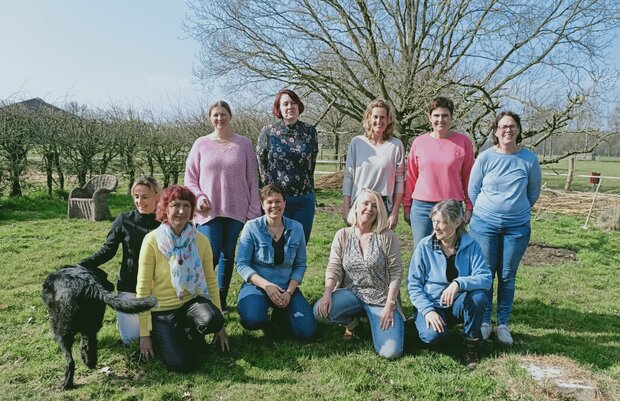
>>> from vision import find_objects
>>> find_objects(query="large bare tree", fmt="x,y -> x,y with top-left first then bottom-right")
185,0 -> 620,157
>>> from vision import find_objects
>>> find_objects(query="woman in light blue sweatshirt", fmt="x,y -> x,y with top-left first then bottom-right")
468,111 -> 541,346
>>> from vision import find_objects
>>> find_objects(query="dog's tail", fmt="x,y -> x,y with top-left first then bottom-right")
82,278 -> 158,313
102,293 -> 158,314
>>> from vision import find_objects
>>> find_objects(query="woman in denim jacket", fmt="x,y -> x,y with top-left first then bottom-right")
236,184 -> 317,340
407,200 -> 491,368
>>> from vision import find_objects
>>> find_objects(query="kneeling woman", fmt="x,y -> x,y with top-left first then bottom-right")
236,184 -> 317,340
407,200 -> 491,367
314,189 -> 404,359
137,185 -> 228,372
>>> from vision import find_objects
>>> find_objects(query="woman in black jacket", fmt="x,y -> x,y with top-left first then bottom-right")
79,176 -> 161,344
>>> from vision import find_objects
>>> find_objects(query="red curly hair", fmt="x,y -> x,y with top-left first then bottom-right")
156,185 -> 197,223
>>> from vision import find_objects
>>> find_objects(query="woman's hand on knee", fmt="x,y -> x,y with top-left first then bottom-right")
316,294 -> 332,318
379,304 -> 395,331
424,311 -> 445,333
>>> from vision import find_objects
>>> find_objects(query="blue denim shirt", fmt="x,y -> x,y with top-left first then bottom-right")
236,215 -> 307,287
407,232 -> 492,317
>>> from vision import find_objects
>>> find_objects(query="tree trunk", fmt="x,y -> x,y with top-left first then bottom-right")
43,151 -> 53,196
54,151 -> 65,192
147,154 -> 155,177
9,163 -> 22,197
125,153 -> 135,194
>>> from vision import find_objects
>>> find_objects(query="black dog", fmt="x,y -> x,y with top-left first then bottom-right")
42,265 -> 157,390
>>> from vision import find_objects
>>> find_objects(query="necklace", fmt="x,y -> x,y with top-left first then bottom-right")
268,225 -> 284,241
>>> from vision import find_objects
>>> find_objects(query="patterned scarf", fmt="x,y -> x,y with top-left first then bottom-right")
155,222 -> 209,300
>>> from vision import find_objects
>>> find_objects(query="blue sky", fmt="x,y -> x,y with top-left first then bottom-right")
1,1 -> 619,112
0,1 -> 204,110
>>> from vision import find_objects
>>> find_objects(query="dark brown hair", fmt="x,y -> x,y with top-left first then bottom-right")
491,111 -> 523,145
156,185 -> 197,223
260,184 -> 286,202
272,89 -> 305,118
427,97 -> 454,116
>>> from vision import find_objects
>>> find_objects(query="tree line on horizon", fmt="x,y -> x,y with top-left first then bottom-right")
1,96 -> 619,199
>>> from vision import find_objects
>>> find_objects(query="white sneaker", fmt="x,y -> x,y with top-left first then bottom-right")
481,323 -> 492,341
496,324 -> 513,345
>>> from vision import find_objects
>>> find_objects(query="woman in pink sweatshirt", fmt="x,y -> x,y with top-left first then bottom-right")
402,97 -> 474,248
184,101 -> 261,313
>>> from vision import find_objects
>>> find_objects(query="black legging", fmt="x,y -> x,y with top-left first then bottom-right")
150,296 -> 224,372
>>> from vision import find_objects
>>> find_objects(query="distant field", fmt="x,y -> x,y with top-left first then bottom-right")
539,158 -> 620,193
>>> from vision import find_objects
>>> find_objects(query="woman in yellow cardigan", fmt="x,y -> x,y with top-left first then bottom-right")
137,185 -> 228,372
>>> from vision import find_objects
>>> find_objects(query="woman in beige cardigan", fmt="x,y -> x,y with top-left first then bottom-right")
314,189 -> 404,359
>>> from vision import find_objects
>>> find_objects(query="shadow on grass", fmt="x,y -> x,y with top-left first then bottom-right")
0,193 -> 133,222
0,195 -> 67,221
508,299 -> 620,369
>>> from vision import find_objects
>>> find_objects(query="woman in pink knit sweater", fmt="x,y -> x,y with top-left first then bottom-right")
402,97 -> 475,249
184,101 -> 261,313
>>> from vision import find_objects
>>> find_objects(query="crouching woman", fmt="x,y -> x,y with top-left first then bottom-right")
314,189 -> 404,359
407,200 -> 491,367
136,185 -> 228,372
235,184 -> 317,340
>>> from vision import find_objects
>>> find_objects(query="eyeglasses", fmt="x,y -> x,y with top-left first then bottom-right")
498,124 -> 518,131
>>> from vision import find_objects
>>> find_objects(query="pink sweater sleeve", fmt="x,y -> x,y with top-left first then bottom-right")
402,140 -> 419,215
184,139 -> 208,205
461,137 -> 475,211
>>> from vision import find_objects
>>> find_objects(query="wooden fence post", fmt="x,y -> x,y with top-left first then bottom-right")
564,157 -> 575,191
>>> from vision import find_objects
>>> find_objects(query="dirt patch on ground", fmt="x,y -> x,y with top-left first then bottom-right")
316,172 -> 344,190
483,354 -> 620,401
531,188 -> 620,220
522,242 -> 577,266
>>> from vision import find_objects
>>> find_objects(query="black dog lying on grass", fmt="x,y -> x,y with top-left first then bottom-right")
42,265 -> 157,390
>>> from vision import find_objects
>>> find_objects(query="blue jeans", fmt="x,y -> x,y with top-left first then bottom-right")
237,283 -> 317,340
116,292 -> 140,345
410,200 -> 436,249
414,290 -> 487,343
197,217 -> 244,293
283,192 -> 315,243
469,216 -> 531,326
313,289 -> 404,359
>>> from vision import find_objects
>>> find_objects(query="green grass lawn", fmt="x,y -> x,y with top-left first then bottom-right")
0,190 -> 619,400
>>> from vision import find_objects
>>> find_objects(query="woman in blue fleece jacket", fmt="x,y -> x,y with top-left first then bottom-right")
407,200 -> 491,367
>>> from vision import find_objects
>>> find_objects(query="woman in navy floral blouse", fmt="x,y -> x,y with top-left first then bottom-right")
257,89 -> 318,242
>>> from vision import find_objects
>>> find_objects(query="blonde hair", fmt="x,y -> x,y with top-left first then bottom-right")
131,176 -> 161,196
347,189 -> 389,233
362,99 -> 396,140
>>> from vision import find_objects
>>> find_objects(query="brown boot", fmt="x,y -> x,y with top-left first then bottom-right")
463,337 -> 480,369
